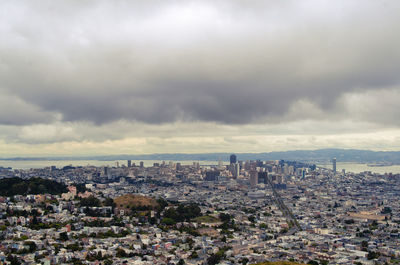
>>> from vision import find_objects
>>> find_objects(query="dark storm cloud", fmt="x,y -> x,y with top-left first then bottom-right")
1,0 -> 400,126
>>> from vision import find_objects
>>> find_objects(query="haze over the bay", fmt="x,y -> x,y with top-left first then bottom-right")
1,0 -> 400,157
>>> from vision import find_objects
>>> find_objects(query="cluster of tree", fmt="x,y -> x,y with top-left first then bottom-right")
356,229 -> 372,238
91,229 -> 130,239
207,247 -> 230,265
177,226 -> 200,237
344,219 -> 355,224
156,198 -> 168,211
66,243 -> 83,252
127,204 -> 154,211
83,216 -> 125,228
6,254 -> 21,265
10,241 -> 37,255
86,251 -> 112,263
79,196 -> 101,207
381,207 -> 392,214
115,248 -> 144,258
104,197 -> 116,208
218,213 -> 238,234
6,208 -> 40,218
29,217 -> 65,230
241,207 -> 256,214
74,183 -> 87,193
82,207 -> 111,217
0,177 -> 67,196
162,203 -> 202,224
367,251 -> 380,260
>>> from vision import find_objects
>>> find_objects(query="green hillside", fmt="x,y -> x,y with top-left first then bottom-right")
0,177 -> 67,196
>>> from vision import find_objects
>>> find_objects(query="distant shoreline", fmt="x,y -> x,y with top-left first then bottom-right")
2,148 -> 400,164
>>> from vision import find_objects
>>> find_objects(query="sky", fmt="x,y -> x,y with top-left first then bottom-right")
1,0 -> 400,157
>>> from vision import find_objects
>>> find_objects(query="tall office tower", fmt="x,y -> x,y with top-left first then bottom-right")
116,161 -> 119,168
127,160 -> 132,167
235,163 -> 240,178
230,154 -> 237,164
176,162 -> 182,171
140,161 -> 144,168
258,171 -> 268,184
218,158 -> 223,168
230,162 -> 239,179
244,161 -> 250,170
288,166 -> 294,175
250,170 -> 258,188
283,164 -> 289,175
277,175 -> 283,183
332,158 -> 337,174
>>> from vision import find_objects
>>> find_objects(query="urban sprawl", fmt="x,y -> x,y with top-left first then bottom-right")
0,155 -> 399,265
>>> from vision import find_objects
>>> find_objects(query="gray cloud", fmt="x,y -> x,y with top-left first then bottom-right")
1,0 -> 400,127
0,94 -> 55,125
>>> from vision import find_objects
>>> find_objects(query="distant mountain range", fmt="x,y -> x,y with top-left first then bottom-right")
2,149 -> 400,164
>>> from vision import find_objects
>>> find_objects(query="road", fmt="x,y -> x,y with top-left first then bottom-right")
266,176 -> 302,233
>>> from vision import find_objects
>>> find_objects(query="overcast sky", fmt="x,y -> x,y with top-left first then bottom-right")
1,0 -> 400,157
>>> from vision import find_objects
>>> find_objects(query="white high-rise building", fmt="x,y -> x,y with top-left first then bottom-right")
332,158 -> 337,174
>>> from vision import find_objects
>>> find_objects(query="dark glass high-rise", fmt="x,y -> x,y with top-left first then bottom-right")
230,154 -> 237,164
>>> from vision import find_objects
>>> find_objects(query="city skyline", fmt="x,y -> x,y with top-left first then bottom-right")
1,0 -> 400,156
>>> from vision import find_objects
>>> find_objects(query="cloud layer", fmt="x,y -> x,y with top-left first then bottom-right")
1,0 -> 400,155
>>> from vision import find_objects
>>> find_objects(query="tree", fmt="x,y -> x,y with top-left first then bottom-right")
104,260 -> 113,265
156,198 -> 168,211
361,240 -> 368,251
344,219 -> 355,224
207,249 -> 226,265
80,196 -> 101,207
71,258 -> 84,265
367,251 -> 380,260
248,215 -> 256,223
6,254 -> 21,265
381,207 -> 392,214
240,258 -> 249,265
207,254 -> 222,265
116,248 -> 127,258
104,197 -> 115,208
219,213 -> 231,223
24,241 -> 37,253
59,232 -> 68,241
161,217 -> 176,225
190,251 -> 199,259
164,208 -> 179,221
177,259 -> 185,265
